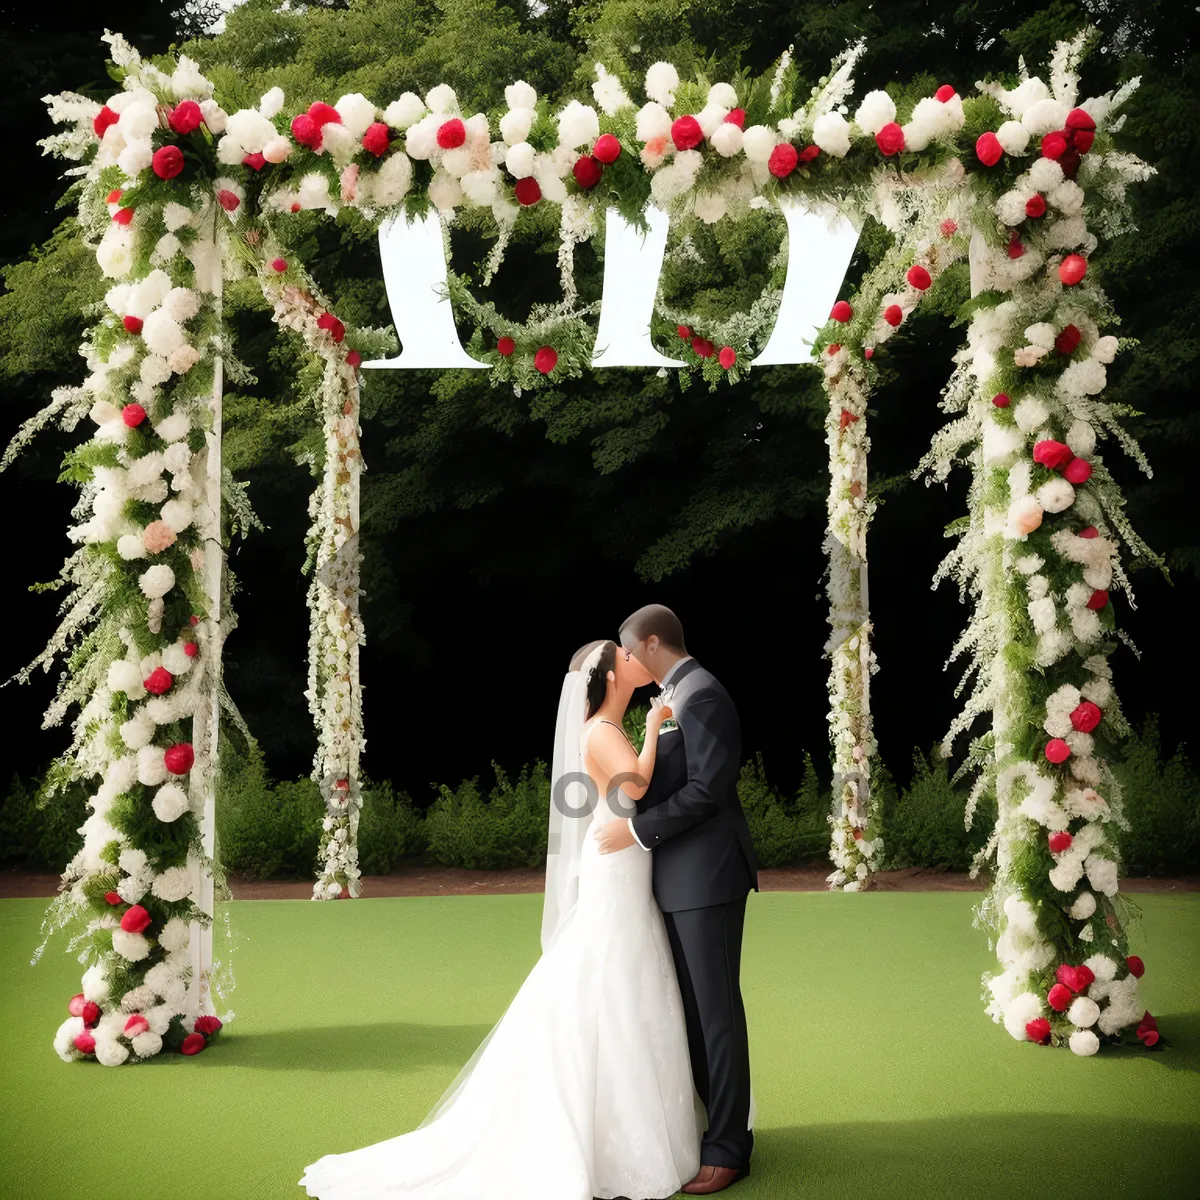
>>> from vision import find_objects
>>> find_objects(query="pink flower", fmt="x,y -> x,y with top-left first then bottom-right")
143,521 -> 177,554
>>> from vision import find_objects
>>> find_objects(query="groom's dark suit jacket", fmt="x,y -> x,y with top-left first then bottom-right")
631,658 -> 759,912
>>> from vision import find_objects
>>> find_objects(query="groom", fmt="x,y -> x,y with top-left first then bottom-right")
594,604 -> 759,1195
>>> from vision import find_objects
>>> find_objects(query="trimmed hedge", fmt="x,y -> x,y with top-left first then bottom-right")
2,718 -> 1196,878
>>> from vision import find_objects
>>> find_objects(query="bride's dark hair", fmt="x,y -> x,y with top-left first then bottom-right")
573,640 -> 617,719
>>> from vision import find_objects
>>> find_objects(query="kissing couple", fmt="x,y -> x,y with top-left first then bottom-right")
300,604 -> 760,1199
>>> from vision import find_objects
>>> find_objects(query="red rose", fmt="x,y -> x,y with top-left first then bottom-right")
941,218 -> 958,237
362,122 -> 390,157
514,176 -> 541,206
875,122 -> 905,156
935,84 -> 958,102
144,667 -> 174,695
1078,526 -> 1099,539
676,325 -> 691,340
169,101 -> 203,136
1055,324 -> 1082,355
1136,1010 -> 1157,1044
152,145 -> 185,180
291,113 -> 322,150
1066,108 -> 1096,133
195,1015 -> 223,1035
436,118 -> 466,149
907,264 -> 932,291
691,337 -> 715,359
883,304 -> 903,328
69,993 -> 87,1017
1059,254 -> 1087,286
534,346 -> 558,374
1007,230 -> 1026,259
827,344 -> 842,356
992,393 -> 1010,408
307,102 -> 341,128
124,1013 -> 149,1037
93,106 -> 119,138
1087,589 -> 1109,611
112,206 -> 134,226
217,189 -> 241,213
1041,130 -> 1068,160
82,1000 -> 100,1026
189,614 -> 200,626
1070,701 -> 1102,732
1026,1017 -> 1052,1044
317,313 -> 346,343
1074,964 -> 1096,990
74,1031 -> 97,1055
104,890 -> 122,905
290,202 -> 302,213
123,315 -> 144,335
164,743 -> 195,775
593,134 -> 621,163
120,904 -> 152,934
670,115 -> 703,151
497,336 -> 515,357
1063,457 -> 1092,485
724,108 -> 746,129
839,408 -> 859,430
106,189 -> 123,204
346,349 -> 362,368
718,346 -> 737,370
976,131 -> 1003,166
831,300 -> 853,323
1047,982 -> 1073,1012
180,1032 -> 207,1055
183,641 -> 199,657
1033,440 -> 1074,471
573,155 -> 603,190
768,143 -> 798,178
243,152 -> 266,172
1049,831 -> 1073,853
1045,738 -> 1071,764
1126,955 -> 1145,978
1058,149 -> 1082,179
1025,194 -> 1047,219
797,145 -> 820,164
864,348 -> 874,359
271,257 -> 288,273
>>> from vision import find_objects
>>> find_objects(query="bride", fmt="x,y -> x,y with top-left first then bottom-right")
298,639 -> 703,1199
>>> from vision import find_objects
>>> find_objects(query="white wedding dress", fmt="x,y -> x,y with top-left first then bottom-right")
299,656 -> 702,1200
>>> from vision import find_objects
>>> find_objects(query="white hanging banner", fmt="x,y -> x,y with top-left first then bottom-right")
590,206 -> 685,369
751,200 -> 860,366
363,211 -> 490,371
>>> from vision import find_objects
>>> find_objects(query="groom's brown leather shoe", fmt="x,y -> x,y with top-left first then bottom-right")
681,1164 -> 749,1194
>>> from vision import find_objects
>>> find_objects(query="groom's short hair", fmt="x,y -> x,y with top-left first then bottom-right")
620,604 -> 686,653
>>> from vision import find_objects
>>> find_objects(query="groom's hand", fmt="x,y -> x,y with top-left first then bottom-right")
593,819 -> 636,854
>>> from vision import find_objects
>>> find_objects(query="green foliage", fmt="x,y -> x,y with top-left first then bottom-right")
882,746 -> 995,871
0,773 -> 87,870
356,777 -> 427,874
737,751 -> 829,866
423,761 -> 551,869
1111,716 -> 1200,874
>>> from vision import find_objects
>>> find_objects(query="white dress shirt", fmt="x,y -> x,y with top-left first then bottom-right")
628,656 -> 693,850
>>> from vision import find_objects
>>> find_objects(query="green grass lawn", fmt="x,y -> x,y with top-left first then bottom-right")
1,891 -> 1198,1200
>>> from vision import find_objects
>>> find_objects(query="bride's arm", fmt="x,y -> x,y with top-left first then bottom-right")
586,708 -> 672,802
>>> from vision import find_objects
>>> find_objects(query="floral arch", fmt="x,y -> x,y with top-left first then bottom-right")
14,28 -> 1158,1064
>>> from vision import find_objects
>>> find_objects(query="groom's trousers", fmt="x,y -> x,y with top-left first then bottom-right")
662,896 -> 753,1171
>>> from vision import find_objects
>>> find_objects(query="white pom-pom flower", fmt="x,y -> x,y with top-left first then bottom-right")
82,963 -> 110,1003
1085,854 -> 1119,897
425,84 -> 459,114
741,125 -> 776,163
112,928 -> 151,962
645,62 -> 679,107
1068,996 -> 1101,1027
151,865 -> 193,902
854,90 -> 895,135
335,93 -> 378,139
812,112 -> 852,158
384,93 -> 426,130
95,1036 -> 131,1066
996,121 -> 1031,155
137,743 -> 169,787
152,783 -> 189,823
635,102 -> 672,143
1036,478 -> 1076,514
1003,991 -> 1045,1040
710,123 -> 744,157
505,142 -> 536,178
1068,1028 -> 1100,1056
499,107 -> 535,146
158,916 -> 191,954
139,564 -> 175,600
